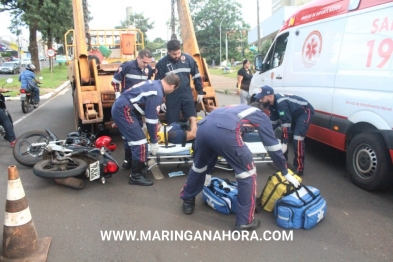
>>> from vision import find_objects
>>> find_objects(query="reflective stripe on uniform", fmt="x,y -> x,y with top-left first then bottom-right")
112,78 -> 121,84
265,143 -> 281,151
130,90 -> 158,104
191,163 -> 207,173
192,73 -> 201,79
126,74 -> 148,80
294,135 -> 304,141
237,107 -> 259,119
128,138 -> 148,146
235,168 -> 256,179
281,123 -> 291,128
165,68 -> 191,75
271,119 -> 280,125
145,118 -> 159,124
133,104 -> 145,115
277,97 -> 308,106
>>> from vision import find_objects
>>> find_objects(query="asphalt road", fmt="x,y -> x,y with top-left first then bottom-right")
0,89 -> 392,261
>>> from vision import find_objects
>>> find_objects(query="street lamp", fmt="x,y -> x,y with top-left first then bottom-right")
219,14 -> 230,67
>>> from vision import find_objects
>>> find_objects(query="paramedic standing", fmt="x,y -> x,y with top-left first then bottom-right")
180,104 -> 300,231
111,74 -> 180,186
111,49 -> 154,170
256,85 -> 314,176
154,39 -> 204,124
236,59 -> 253,105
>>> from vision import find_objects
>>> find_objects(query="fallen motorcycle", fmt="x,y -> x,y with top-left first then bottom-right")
13,127 -> 118,184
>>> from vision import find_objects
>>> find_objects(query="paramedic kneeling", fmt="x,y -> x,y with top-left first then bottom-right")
111,74 -> 180,186
256,86 -> 314,176
180,105 -> 300,231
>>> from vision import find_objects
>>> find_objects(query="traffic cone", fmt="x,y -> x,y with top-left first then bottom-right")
1,165 -> 51,262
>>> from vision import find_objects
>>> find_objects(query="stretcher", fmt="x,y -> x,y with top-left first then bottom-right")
147,133 -> 273,171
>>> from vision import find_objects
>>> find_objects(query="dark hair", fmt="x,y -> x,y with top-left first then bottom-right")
249,101 -> 264,111
163,73 -> 180,89
167,40 -> 181,52
243,59 -> 249,66
138,49 -> 152,59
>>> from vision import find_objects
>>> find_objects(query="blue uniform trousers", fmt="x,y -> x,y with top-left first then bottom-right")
284,107 -> 314,173
180,119 -> 257,226
111,97 -> 148,163
0,109 -> 15,142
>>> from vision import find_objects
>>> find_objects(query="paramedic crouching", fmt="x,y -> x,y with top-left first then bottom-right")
111,74 -> 180,186
180,104 -> 300,231
255,86 -> 314,176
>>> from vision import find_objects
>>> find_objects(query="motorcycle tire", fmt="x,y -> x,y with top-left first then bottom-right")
33,159 -> 88,179
13,130 -> 52,167
21,100 -> 30,113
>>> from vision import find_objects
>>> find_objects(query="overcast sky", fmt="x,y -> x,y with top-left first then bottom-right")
0,0 -> 270,41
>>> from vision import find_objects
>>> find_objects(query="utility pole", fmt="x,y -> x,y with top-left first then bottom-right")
257,0 -> 261,53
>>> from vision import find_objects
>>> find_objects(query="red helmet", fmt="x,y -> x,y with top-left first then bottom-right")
95,136 -> 116,151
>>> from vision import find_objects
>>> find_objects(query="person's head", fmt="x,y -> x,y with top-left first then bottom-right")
136,49 -> 153,70
26,64 -> 36,71
162,73 -> 180,94
254,85 -> 275,108
167,40 -> 182,62
243,59 -> 250,69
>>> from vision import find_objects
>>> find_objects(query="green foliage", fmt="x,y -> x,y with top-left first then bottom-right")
188,0 -> 250,65
117,12 -> 155,42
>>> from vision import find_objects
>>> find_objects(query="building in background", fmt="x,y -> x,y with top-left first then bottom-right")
248,0 -> 312,47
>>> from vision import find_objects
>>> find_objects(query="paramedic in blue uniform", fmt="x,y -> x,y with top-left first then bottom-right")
111,49 -> 154,170
111,74 -> 180,186
256,85 -> 314,176
154,39 -> 204,124
180,104 -> 300,231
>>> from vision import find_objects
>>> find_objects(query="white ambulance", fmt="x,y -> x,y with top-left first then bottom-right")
249,0 -> 393,191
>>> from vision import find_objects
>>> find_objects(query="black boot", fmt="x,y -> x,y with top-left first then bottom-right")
129,160 -> 153,186
183,198 -> 195,214
122,150 -> 133,170
234,218 -> 261,231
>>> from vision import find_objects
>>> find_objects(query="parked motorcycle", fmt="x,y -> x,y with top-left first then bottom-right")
13,126 -> 118,184
0,78 -> 13,138
20,76 -> 43,113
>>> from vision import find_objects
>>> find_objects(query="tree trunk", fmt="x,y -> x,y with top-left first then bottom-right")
28,20 -> 40,74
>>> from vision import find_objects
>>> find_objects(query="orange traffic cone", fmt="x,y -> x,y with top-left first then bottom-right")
1,165 -> 51,262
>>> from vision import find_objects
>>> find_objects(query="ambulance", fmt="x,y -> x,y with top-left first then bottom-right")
249,0 -> 393,191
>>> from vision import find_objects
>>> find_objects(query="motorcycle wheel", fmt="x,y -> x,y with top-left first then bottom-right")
33,159 -> 88,179
13,130 -> 52,167
21,100 -> 30,113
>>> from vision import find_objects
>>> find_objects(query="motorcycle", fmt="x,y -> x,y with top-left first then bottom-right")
20,76 -> 43,113
13,126 -> 118,184
0,78 -> 13,138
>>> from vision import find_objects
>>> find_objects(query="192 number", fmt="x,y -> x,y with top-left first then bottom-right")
366,38 -> 393,68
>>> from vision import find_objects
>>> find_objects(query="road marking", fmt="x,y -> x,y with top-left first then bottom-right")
148,159 -> 165,180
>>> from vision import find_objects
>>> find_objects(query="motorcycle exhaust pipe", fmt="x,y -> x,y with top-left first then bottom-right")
54,177 -> 85,190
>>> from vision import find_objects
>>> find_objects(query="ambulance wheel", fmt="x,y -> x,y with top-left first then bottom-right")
346,132 -> 393,191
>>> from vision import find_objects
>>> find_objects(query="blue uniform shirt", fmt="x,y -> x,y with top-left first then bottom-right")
112,60 -> 153,93
120,80 -> 164,143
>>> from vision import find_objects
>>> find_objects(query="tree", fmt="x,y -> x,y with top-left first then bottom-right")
187,0 -> 250,64
0,0 -> 74,72
117,12 -> 155,43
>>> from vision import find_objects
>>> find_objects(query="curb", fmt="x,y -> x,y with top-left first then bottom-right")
5,81 -> 71,101
215,89 -> 238,96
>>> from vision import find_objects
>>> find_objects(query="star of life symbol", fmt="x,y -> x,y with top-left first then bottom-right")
317,209 -> 324,222
302,30 -> 322,68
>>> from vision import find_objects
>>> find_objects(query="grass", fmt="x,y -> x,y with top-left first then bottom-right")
2,65 -> 69,97
209,65 -> 241,79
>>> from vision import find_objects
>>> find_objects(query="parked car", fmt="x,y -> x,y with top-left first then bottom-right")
0,62 -> 21,74
21,58 -> 32,67
55,55 -> 72,63
39,55 -> 46,61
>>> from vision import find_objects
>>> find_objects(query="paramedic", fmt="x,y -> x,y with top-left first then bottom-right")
111,74 -> 180,186
256,85 -> 314,176
154,39 -> 204,124
111,49 -> 154,170
180,104 -> 300,231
